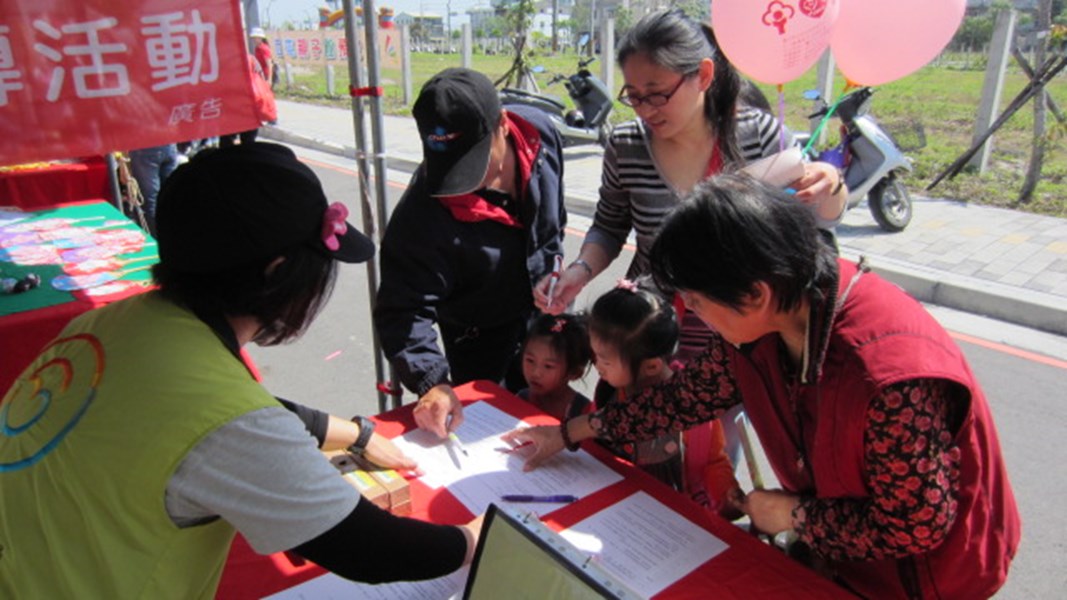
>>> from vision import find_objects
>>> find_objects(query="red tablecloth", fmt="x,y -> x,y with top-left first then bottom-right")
0,200 -> 155,394
217,381 -> 851,599
0,157 -> 110,210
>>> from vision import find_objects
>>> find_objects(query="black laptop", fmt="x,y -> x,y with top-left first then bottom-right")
462,503 -> 640,600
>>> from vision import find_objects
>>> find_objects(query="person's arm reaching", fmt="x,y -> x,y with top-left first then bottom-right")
291,500 -> 480,583
503,337 -> 744,470
535,133 -> 628,314
374,195 -> 455,398
745,379 -> 962,561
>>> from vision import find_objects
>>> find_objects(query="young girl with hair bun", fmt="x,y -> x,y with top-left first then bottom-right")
516,313 -> 594,422
588,279 -> 741,519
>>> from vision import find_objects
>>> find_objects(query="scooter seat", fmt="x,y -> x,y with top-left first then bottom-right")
499,88 -> 568,112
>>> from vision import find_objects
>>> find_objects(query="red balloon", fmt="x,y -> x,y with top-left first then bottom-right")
831,0 -> 966,86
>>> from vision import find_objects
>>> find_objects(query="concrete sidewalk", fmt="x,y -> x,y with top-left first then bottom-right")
262,99 -> 1067,337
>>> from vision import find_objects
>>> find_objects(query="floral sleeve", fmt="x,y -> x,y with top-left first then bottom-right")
794,379 -> 962,561
590,336 -> 743,442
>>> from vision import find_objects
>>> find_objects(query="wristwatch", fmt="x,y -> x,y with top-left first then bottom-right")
348,416 -> 375,455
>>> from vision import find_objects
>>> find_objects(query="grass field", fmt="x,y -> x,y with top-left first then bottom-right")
277,51 -> 1067,217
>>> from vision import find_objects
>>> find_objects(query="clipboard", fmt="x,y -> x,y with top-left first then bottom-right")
463,504 -> 641,599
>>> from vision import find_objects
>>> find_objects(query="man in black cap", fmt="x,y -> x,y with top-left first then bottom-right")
0,143 -> 480,597
374,68 -> 566,438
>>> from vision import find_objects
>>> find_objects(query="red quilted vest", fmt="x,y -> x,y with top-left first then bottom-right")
733,259 -> 1020,599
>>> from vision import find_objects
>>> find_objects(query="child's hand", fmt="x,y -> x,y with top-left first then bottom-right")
500,425 -> 565,471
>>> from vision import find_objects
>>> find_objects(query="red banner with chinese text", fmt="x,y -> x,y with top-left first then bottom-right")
0,0 -> 260,165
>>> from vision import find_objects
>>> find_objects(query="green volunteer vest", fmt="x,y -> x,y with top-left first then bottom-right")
0,293 -> 278,598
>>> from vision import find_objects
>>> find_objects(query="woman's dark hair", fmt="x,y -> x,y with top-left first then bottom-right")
650,174 -> 837,313
616,9 -> 742,165
524,313 -> 593,378
152,245 -> 338,346
588,280 -> 679,377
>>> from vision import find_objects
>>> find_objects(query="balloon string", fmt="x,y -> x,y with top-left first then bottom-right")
777,84 -> 786,152
802,90 -> 848,156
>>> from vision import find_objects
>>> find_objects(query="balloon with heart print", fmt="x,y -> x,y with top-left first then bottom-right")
712,0 -> 840,85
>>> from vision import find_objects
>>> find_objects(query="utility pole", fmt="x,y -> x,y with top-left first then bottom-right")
552,0 -> 559,53
589,0 -> 596,57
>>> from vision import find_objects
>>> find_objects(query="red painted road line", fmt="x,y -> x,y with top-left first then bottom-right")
949,331 -> 1067,370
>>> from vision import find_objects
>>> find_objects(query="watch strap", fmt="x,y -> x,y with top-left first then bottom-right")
349,416 -> 375,455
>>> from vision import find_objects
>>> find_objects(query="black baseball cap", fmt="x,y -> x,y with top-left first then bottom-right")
155,143 -> 374,273
413,68 -> 502,196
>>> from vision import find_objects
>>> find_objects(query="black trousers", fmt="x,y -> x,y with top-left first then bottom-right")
441,318 -> 528,393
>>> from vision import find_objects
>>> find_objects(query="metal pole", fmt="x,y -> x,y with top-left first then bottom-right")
341,0 -> 395,413
363,0 -> 402,411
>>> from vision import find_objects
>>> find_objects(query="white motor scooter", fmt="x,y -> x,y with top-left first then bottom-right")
799,87 -> 914,232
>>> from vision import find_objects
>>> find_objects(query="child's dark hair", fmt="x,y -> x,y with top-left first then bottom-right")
524,313 -> 593,377
588,280 -> 679,377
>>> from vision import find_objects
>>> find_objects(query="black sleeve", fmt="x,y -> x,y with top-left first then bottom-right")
290,498 -> 468,583
276,397 -> 330,447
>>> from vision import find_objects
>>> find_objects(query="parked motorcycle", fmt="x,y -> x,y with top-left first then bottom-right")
799,87 -> 913,232
499,57 -> 614,148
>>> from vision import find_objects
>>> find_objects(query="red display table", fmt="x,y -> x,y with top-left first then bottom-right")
0,157 -> 110,211
217,381 -> 850,599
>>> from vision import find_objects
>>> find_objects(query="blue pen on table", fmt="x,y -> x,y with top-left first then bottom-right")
500,494 -> 579,503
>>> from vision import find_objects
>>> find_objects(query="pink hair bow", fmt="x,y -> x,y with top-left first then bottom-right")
615,278 -> 638,292
321,202 -> 349,251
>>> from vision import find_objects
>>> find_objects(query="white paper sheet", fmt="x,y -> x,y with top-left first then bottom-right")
391,402 -> 624,515
560,491 -> 728,599
263,567 -> 467,600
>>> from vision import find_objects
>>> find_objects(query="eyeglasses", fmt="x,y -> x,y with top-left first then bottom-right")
617,73 -> 694,108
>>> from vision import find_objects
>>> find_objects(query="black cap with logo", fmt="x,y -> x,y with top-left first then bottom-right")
413,68 -> 502,197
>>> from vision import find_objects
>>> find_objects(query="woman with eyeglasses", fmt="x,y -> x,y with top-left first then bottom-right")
534,8 -> 845,322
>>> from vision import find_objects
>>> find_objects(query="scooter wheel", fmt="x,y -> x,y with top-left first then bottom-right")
868,176 -> 912,232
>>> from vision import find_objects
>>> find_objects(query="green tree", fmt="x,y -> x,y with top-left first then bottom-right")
952,15 -> 995,51
674,0 -> 710,22
496,0 -> 538,88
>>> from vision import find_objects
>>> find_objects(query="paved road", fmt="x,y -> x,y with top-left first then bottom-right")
248,147 -> 1067,599
261,99 -> 1067,337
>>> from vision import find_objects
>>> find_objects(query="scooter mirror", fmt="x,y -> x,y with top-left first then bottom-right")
532,65 -> 545,73
802,89 -> 821,101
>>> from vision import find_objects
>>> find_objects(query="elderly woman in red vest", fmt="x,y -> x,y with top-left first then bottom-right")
506,174 -> 1020,599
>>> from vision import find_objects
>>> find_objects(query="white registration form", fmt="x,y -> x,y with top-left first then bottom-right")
392,401 -> 624,515
560,491 -> 728,599
263,566 -> 467,600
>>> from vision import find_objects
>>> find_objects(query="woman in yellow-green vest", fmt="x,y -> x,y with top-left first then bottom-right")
0,143 -> 481,598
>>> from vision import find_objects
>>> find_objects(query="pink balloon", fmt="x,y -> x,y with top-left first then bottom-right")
712,0 -> 840,85
831,0 -> 965,86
